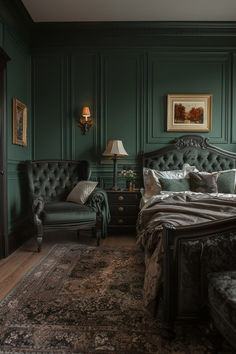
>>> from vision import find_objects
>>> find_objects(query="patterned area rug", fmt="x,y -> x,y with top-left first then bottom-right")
0,244 -> 232,353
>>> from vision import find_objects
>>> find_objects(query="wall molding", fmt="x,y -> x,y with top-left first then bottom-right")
147,51 -> 230,145
231,53 -> 236,143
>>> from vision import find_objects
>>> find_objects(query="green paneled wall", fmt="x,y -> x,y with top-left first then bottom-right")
0,2 -> 32,236
147,52 -> 230,146
72,54 -> 98,161
0,0 -> 236,250
32,44 -> 236,188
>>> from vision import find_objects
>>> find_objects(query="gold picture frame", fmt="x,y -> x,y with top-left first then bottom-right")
12,98 -> 27,146
167,94 -> 212,132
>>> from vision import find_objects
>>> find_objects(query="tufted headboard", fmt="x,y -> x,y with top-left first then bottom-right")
27,160 -> 90,202
143,135 -> 236,172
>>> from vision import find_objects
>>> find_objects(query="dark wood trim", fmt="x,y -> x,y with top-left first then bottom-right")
0,46 -> 10,258
32,21 -> 236,34
31,21 -> 236,49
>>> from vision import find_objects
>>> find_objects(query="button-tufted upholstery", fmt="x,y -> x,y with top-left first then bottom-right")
27,160 -> 107,252
208,271 -> 236,350
28,160 -> 90,201
144,147 -> 236,172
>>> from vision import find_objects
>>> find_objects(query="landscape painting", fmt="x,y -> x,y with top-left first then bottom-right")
167,94 -> 212,132
12,98 -> 27,146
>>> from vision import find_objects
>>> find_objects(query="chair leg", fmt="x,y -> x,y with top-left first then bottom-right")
96,232 -> 100,246
37,236 -> 43,252
76,230 -> 80,240
92,227 -> 100,246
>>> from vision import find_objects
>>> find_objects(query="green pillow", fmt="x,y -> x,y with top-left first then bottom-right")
217,170 -> 235,194
159,178 -> 190,192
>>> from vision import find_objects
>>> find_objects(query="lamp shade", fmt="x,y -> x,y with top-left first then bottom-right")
82,107 -> 91,117
103,140 -> 128,157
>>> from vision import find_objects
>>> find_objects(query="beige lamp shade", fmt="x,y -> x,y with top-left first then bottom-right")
103,140 -> 128,157
82,107 -> 91,117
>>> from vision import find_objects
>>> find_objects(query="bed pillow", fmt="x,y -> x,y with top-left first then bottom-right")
143,164 -> 196,198
66,181 -> 98,204
143,164 -> 197,198
189,172 -> 219,193
195,169 -> 236,194
217,170 -> 235,194
159,178 -> 191,192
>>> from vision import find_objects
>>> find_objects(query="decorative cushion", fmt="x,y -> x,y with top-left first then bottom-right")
208,271 -> 236,349
217,170 -> 236,194
188,169 -> 236,194
189,172 -> 219,193
66,181 -> 98,204
159,178 -> 190,192
143,164 -> 197,198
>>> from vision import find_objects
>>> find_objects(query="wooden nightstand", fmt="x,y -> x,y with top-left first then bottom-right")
106,189 -> 141,233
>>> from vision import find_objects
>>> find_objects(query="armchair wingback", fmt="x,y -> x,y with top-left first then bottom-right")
27,160 -> 109,251
28,160 -> 90,202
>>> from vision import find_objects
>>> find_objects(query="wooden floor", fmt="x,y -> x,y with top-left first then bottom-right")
0,231 -> 137,301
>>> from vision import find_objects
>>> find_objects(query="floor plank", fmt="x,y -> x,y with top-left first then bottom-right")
0,231 -> 137,301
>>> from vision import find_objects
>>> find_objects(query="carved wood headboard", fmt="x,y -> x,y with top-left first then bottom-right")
143,135 -> 236,172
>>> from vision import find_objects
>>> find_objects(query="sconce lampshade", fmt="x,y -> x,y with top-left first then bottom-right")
103,140 -> 128,190
78,106 -> 93,135
82,107 -> 91,117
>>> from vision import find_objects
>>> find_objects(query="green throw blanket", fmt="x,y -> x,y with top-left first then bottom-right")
86,188 -> 111,237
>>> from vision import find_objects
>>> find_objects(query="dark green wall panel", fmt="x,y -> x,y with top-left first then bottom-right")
4,28 -> 31,232
147,52 -> 230,148
33,56 -> 63,159
0,21 -> 3,47
32,47 -> 236,188
72,54 -> 98,162
101,53 -> 142,162
5,31 -> 31,161
232,54 -> 236,144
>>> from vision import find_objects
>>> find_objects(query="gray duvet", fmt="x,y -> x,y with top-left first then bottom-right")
136,192 -> 236,313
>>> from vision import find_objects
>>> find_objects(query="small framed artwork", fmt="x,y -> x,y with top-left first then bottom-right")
12,98 -> 27,146
167,94 -> 212,132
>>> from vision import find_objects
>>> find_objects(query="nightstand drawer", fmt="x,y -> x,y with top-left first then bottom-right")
110,216 -> 137,226
110,205 -> 138,216
108,192 -> 138,205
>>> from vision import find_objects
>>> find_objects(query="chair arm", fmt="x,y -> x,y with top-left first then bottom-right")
86,188 -> 111,237
32,197 -> 45,216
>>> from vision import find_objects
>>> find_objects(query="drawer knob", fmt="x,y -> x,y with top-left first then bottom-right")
118,195 -> 124,201
118,206 -> 124,212
118,219 -> 124,224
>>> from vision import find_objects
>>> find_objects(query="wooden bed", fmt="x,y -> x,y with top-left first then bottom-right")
141,135 -> 236,336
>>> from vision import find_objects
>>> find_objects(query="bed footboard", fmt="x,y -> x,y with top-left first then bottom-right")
162,217 -> 236,334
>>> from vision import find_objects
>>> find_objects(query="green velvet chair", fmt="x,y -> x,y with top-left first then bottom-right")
27,160 -> 110,252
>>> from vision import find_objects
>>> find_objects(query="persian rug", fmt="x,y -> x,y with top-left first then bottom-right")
0,244 -> 232,353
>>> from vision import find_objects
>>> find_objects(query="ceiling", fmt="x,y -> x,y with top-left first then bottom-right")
21,0 -> 236,22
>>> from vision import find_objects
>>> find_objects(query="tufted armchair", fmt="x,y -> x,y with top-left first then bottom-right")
27,160 -> 110,252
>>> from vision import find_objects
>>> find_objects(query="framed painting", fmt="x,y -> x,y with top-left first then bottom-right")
12,98 -> 27,146
167,94 -> 212,132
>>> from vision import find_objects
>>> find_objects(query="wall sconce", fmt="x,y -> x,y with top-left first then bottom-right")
78,106 -> 94,135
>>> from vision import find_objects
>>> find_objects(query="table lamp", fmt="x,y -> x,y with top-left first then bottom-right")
103,140 -> 128,190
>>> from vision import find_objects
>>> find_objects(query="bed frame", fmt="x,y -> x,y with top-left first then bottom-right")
142,135 -> 236,336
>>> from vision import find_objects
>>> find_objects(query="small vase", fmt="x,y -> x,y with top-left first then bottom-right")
129,182 -> 135,192
126,180 -> 130,190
